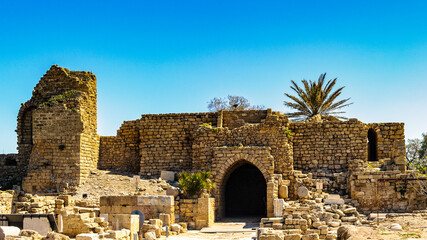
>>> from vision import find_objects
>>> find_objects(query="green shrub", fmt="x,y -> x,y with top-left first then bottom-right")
178,171 -> 215,198
200,122 -> 212,128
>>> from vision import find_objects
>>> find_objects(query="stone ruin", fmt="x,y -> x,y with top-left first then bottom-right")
1,65 -> 427,240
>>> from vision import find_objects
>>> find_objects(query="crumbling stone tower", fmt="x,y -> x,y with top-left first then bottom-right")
18,65 -> 99,193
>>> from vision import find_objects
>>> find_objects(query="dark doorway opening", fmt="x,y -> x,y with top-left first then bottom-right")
225,163 -> 266,217
368,128 -> 378,161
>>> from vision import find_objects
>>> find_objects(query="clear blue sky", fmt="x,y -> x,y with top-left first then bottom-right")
1,0 -> 427,153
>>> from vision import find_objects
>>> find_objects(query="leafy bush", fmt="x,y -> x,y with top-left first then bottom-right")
178,171 -> 215,198
200,122 -> 212,128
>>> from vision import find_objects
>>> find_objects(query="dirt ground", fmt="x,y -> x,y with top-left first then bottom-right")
72,169 -> 170,200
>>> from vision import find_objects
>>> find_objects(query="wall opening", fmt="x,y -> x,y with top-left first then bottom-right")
5,157 -> 17,166
20,108 -> 35,145
224,163 -> 266,217
368,128 -> 378,161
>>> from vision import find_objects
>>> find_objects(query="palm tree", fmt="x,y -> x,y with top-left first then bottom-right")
284,73 -> 352,121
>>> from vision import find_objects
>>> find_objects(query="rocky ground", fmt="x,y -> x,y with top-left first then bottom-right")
72,169 -> 172,200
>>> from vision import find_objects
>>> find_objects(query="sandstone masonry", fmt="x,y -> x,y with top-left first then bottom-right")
4,66 -> 425,219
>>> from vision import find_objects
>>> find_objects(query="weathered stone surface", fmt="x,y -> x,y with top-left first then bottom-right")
19,230 -> 41,240
279,185 -> 289,199
76,233 -> 99,240
390,223 -> 402,231
160,171 -> 175,181
166,187 -> 179,197
144,232 -> 156,240
301,233 -> 319,240
337,225 -> 358,240
44,232 -> 70,240
284,234 -> 302,240
0,226 -> 20,240
297,186 -> 309,198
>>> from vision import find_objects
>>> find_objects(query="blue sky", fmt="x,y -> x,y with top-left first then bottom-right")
1,0 -> 427,153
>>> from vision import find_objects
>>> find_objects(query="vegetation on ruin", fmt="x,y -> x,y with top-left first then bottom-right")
39,90 -> 80,107
178,171 -> 215,198
406,133 -> 427,174
207,95 -> 265,112
283,73 -> 352,121
284,127 -> 293,138
200,122 -> 219,133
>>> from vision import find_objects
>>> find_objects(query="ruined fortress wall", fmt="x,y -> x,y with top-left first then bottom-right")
139,113 -> 217,177
350,171 -> 427,213
0,154 -> 21,189
22,104 -> 84,192
369,123 -> 406,165
290,119 -> 368,172
222,110 -> 268,129
98,120 -> 141,173
20,66 -> 99,193
192,114 -> 293,173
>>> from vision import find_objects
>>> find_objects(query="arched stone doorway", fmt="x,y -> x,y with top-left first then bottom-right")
224,163 -> 267,217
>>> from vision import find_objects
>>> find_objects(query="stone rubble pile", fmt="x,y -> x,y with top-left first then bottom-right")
260,195 -> 370,240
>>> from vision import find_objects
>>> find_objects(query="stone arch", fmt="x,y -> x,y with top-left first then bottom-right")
212,153 -> 273,219
368,128 -> 378,161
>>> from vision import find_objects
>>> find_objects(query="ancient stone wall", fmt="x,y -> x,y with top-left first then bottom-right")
290,118 -> 406,173
221,109 -> 269,129
138,113 -> 217,177
192,113 -> 293,174
100,195 -> 174,222
368,123 -> 406,169
98,120 -> 141,173
290,118 -> 367,172
0,154 -> 22,189
350,171 -> 427,213
19,65 -> 99,193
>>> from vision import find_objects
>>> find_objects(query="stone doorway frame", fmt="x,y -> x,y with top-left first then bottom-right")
210,146 -> 275,219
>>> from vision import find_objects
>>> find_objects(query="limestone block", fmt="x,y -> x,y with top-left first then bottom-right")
166,187 -> 179,197
160,171 -> 176,181
284,234 -> 302,240
107,230 -> 126,239
159,214 -> 170,227
301,233 -> 319,240
0,227 -> 21,240
44,232 -> 70,240
279,185 -> 289,199
273,199 -> 286,217
259,230 -> 284,240
23,217 -> 52,236
19,230 -> 42,240
170,224 -> 182,232
76,233 -> 99,240
343,208 -> 356,214
144,232 -> 156,240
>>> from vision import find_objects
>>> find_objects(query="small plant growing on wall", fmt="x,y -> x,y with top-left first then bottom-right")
178,171 -> 215,198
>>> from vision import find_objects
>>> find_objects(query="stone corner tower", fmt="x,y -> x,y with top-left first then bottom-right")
19,65 -> 99,193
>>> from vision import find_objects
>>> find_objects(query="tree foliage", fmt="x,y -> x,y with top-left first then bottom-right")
406,134 -> 427,174
178,171 -> 216,198
207,95 -> 265,112
283,73 -> 352,121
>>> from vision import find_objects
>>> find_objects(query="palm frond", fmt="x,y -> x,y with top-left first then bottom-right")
284,73 -> 352,120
